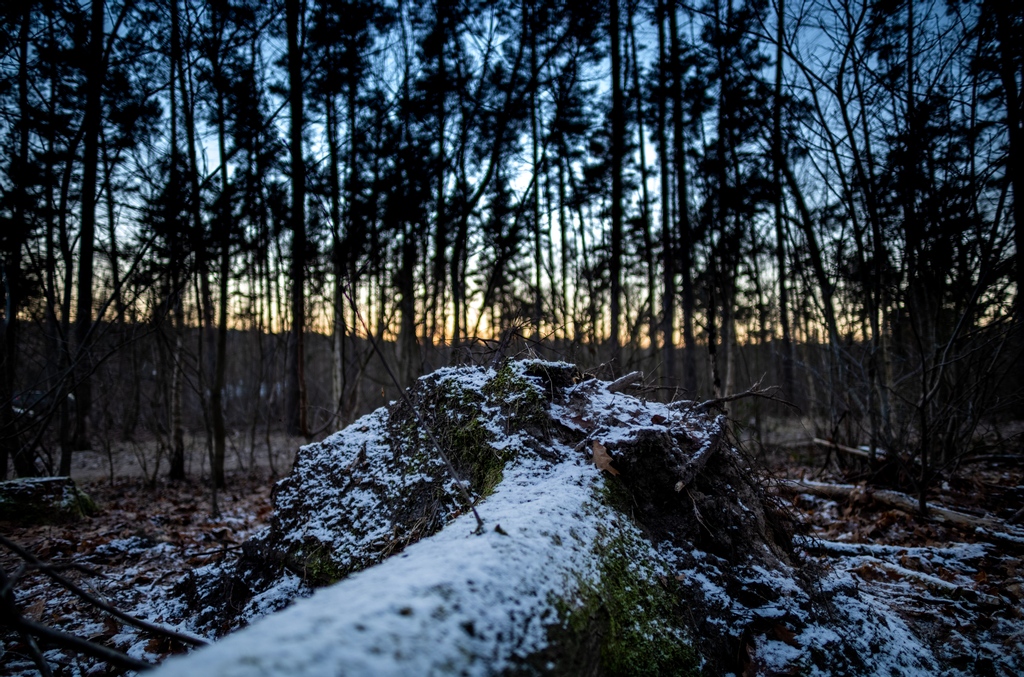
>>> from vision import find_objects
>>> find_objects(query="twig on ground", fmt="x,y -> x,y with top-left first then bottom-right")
812,438 -> 897,462
854,557 -> 1002,607
14,615 -> 153,672
792,535 -> 989,559
606,371 -> 644,394
17,628 -> 54,677
0,534 -> 207,648
33,560 -> 107,578
2,566 -> 151,673
186,543 -> 248,560
958,454 -> 1024,465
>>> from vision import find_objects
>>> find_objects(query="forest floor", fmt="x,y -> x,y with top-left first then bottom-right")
1,426 -> 1023,675
62,431 -> 307,485
0,468 -> 280,675
758,438 -> 1024,675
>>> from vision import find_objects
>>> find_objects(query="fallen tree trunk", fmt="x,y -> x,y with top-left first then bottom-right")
159,459 -> 691,676
777,479 -> 1024,550
813,437 -> 888,461
0,476 -> 96,523
158,362 -> 963,676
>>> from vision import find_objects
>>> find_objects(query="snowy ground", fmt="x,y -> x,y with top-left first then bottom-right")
0,474 -> 276,674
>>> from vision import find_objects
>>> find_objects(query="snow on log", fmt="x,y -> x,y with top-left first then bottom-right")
0,476 -> 97,523
158,361 -> 949,676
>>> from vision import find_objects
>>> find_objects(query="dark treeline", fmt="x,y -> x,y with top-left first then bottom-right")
0,0 -> 1021,500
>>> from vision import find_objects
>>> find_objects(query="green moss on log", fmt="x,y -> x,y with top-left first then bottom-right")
297,544 -> 350,586
484,361 -> 549,433
425,373 -> 511,498
562,534 -> 698,676
0,477 -> 97,524
519,490 -> 699,677
591,538 -> 697,676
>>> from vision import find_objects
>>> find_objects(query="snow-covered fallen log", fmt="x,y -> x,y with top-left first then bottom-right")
155,458 -> 689,676
0,476 -> 96,523
155,361 -> 1003,676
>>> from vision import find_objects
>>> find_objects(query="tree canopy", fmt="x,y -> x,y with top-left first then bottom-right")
0,0 -> 1021,501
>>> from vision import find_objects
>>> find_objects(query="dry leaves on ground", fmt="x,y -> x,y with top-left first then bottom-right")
0,471 -> 277,676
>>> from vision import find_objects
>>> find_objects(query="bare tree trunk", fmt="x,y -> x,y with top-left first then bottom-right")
211,3 -> 230,492
722,260 -> 737,397
41,4 -> 68,466
257,220 -> 277,477
670,6 -> 697,396
101,145 -> 124,325
517,0 -> 544,341
530,1 -> 542,341
708,262 -> 721,397
772,0 -> 795,404
452,209 -> 470,350
211,244 -> 228,493
55,109 -> 80,475
168,297 -> 186,480
327,97 -> 346,430
398,223 -> 418,387
396,0 -> 419,388
711,0 -> 730,399
609,0 -> 624,370
628,7 -> 657,359
993,1 -> 1024,365
432,4 -> 448,344
43,22 -> 75,466
1,1 -> 34,478
168,0 -> 191,481
73,0 -> 106,455
656,0 -> 676,386
0,252 -> 26,478
558,157 -> 571,344
285,0 -> 308,438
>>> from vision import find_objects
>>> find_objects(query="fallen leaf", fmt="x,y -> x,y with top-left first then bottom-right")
741,642 -> 758,677
146,636 -> 175,657
773,624 -> 801,648
592,441 -> 620,476
850,562 -> 883,581
569,415 -> 596,431
87,617 -> 120,644
26,597 -> 47,620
